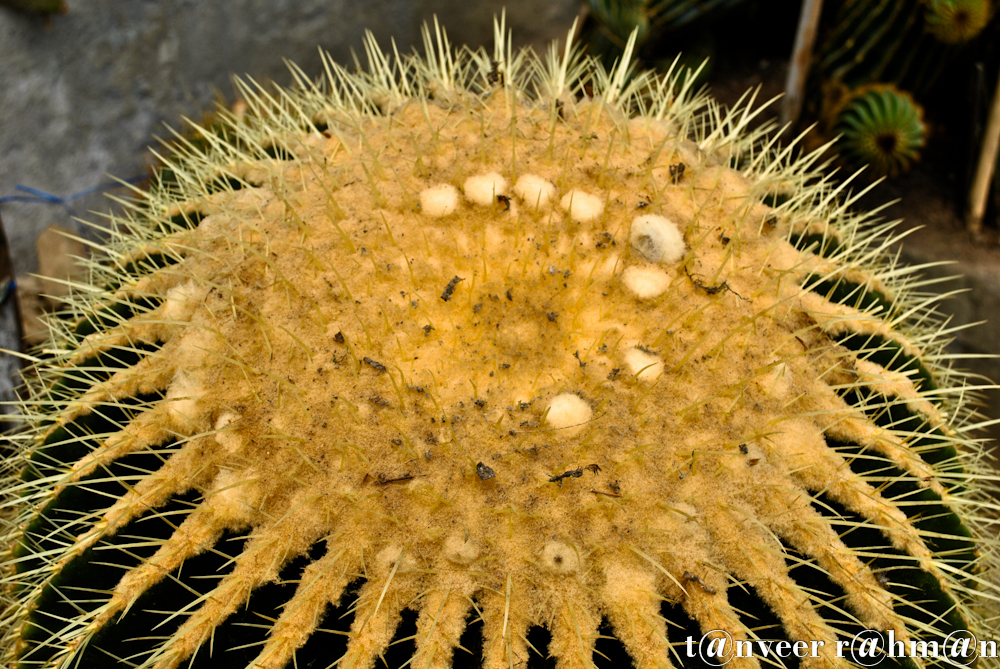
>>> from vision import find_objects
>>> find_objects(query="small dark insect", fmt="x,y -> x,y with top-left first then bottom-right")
473,303 -> 484,313
595,231 -> 615,248
609,481 -> 621,495
423,324 -> 435,336
474,398 -> 487,408
684,266 -> 746,300
390,438 -> 403,446
763,213 -> 778,229
669,162 -> 686,184
547,312 -> 558,322
549,467 -> 584,486
683,571 -> 717,594
738,443 -> 748,455
585,464 -> 601,474
440,276 -> 464,301
747,458 -> 760,467
506,289 -> 513,301
497,194 -> 511,211
476,461 -> 496,480
719,232 -> 731,246
637,201 -> 649,209
363,357 -> 386,373
607,368 -> 621,381
487,59 -> 504,86
333,331 -> 345,344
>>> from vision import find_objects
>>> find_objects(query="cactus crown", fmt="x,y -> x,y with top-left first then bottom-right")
2,17 -> 999,669
834,85 -> 926,178
924,0 -> 992,43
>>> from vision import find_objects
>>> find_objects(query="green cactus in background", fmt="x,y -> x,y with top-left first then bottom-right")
833,85 -> 926,177
582,0 -> 748,73
1,17 -> 999,669
585,0 -> 747,42
813,0 -> 991,99
581,0 -> 992,178
924,0 -> 992,43
809,0 -> 992,175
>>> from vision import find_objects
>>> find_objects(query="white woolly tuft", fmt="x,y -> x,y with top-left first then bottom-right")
540,541 -> 579,573
206,468 -> 261,524
546,393 -> 592,435
630,214 -> 686,264
623,347 -> 664,382
420,184 -> 460,217
213,413 -> 243,453
463,172 -> 508,206
559,189 -> 603,222
161,281 -> 204,323
443,534 -> 480,565
513,174 -> 557,209
164,372 -> 204,431
622,265 -> 671,299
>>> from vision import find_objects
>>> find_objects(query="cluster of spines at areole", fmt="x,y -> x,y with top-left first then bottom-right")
1,15 -> 998,669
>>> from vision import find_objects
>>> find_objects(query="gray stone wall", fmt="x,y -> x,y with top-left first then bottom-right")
0,0 -> 580,276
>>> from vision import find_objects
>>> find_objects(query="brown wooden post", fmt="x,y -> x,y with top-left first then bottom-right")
781,0 -> 825,127
967,67 -> 1000,235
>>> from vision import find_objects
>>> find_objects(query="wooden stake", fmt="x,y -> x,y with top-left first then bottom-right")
967,66 -> 1000,235
781,0 -> 825,127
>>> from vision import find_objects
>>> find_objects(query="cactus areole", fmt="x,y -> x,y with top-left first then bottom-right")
2,18 -> 998,669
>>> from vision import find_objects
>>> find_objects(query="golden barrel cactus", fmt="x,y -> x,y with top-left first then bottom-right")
2,19 -> 998,669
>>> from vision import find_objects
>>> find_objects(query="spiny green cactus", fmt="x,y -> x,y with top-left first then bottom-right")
2,17 -> 999,669
807,0 -> 990,176
833,85 -> 926,177
924,0 -> 992,43
581,0 -> 747,73
814,0 -> 991,95
584,0 -> 746,42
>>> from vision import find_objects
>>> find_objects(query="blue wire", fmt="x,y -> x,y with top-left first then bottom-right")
0,175 -> 149,216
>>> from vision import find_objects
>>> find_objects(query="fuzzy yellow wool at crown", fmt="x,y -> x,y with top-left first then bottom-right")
1,16 -> 997,669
